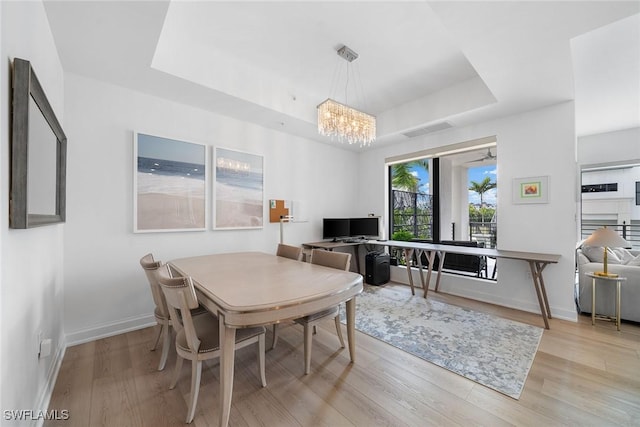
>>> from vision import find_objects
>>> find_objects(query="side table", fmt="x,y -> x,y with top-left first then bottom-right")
586,272 -> 626,331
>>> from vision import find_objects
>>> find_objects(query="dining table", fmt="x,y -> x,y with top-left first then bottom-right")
168,251 -> 364,427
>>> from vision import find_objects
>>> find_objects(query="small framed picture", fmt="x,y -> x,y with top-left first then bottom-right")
513,176 -> 549,204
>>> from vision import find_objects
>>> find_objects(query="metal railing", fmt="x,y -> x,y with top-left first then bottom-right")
581,221 -> 640,249
469,221 -> 497,249
391,190 -> 432,239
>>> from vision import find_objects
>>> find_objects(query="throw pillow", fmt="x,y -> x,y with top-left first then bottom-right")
626,255 -> 640,267
613,248 -> 636,265
581,246 -> 622,264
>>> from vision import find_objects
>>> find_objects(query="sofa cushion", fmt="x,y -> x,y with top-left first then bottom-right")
581,246 -> 622,264
627,255 -> 640,266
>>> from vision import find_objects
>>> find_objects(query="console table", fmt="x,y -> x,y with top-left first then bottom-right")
368,240 -> 561,329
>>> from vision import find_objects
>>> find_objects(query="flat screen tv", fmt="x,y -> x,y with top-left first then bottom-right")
350,217 -> 379,238
322,218 -> 350,241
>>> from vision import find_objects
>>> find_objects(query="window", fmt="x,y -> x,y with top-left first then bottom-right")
389,159 -> 432,240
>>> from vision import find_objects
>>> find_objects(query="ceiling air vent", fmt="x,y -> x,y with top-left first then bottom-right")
402,122 -> 453,138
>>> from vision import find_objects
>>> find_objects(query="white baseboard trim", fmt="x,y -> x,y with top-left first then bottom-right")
65,314 -> 156,347
34,337 -> 66,427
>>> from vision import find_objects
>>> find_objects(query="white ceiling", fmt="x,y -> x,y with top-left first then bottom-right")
43,1 -> 640,150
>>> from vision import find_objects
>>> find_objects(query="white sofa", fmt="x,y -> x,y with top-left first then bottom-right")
577,246 -> 640,323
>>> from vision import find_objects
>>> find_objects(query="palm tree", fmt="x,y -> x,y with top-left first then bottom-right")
391,160 -> 429,192
469,176 -> 496,222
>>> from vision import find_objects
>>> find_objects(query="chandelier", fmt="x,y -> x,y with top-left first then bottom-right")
317,45 -> 376,147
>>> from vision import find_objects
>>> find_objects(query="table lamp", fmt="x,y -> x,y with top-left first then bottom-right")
583,227 -> 629,277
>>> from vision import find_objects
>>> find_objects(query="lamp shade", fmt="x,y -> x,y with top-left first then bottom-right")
583,227 -> 628,248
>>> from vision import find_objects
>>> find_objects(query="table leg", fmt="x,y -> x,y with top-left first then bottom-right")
422,250 -> 436,298
616,280 -> 621,331
434,251 -> 446,293
346,297 -> 356,363
403,248 -> 415,295
353,245 -> 361,274
414,249 -> 426,296
591,277 -> 596,326
528,261 -> 551,329
218,314 -> 237,427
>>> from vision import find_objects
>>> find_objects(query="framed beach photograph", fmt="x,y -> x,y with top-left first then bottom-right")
513,176 -> 549,204
134,132 -> 208,232
213,147 -> 263,229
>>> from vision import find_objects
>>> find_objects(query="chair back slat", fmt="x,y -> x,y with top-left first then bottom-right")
310,249 -> 351,271
139,253 -> 170,318
277,244 -> 303,261
157,269 -> 202,353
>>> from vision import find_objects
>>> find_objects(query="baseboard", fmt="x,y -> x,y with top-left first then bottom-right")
34,337 -> 66,427
65,314 -> 156,347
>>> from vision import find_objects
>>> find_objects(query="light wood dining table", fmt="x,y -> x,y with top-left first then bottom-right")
168,251 -> 364,427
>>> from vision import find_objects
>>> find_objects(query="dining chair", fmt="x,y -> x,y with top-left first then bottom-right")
276,243 -> 303,261
295,248 -> 351,374
139,253 -> 174,371
157,268 -> 267,423
271,244 -> 304,350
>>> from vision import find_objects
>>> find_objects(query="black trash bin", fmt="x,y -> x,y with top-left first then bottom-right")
365,252 -> 390,285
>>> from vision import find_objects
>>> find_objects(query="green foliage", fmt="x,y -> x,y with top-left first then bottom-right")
469,204 -> 496,222
391,159 -> 429,192
391,230 -> 414,241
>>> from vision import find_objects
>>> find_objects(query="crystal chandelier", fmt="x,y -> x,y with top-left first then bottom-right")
317,45 -> 376,147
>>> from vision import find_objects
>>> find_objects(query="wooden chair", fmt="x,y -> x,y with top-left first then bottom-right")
157,268 -> 267,423
276,243 -> 303,261
139,253 -> 173,371
295,249 -> 350,374
271,244 -> 303,349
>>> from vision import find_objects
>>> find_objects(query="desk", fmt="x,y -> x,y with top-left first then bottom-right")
587,272 -> 626,331
169,252 -> 363,427
368,240 -> 561,329
303,240 -> 367,273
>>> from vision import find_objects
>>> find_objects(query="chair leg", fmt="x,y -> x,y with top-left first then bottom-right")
303,323 -> 313,375
158,324 -> 171,371
151,324 -> 163,351
258,335 -> 267,387
186,360 -> 202,423
170,355 -> 184,390
333,316 -> 345,348
271,324 -> 278,350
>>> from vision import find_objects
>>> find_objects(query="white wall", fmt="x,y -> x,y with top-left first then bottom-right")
359,101 -> 578,322
62,73 -> 360,343
578,127 -> 640,167
1,0 -> 66,421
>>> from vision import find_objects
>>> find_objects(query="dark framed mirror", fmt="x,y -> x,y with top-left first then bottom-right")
10,58 -> 67,228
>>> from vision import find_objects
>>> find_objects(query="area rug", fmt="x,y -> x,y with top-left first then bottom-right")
340,285 -> 543,399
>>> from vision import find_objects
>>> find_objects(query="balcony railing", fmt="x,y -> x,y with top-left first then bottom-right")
581,221 -> 640,249
469,221 -> 497,249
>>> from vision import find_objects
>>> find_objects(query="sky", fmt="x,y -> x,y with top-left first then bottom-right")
409,163 -> 497,206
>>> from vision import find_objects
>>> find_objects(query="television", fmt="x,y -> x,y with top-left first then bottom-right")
322,218 -> 350,241
350,217 -> 379,238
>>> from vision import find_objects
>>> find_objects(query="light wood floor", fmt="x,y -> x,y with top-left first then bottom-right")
46,283 -> 640,426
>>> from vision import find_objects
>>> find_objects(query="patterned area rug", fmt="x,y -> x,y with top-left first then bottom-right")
340,285 -> 543,399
